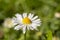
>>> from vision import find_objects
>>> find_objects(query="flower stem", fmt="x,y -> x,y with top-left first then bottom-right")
24,29 -> 27,40
24,33 -> 26,40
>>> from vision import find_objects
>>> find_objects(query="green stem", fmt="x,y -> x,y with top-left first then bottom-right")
24,33 -> 26,40
24,29 -> 27,40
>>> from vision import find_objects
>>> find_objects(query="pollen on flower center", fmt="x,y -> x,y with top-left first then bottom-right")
22,17 -> 31,24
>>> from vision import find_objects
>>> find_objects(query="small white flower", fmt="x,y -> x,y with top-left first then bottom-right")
55,12 -> 60,18
3,18 -> 14,28
12,13 -> 41,34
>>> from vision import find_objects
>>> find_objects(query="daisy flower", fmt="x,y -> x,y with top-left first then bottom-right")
3,18 -> 14,28
12,13 -> 41,34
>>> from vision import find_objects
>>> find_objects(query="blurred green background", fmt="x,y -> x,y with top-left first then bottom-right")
0,0 -> 60,40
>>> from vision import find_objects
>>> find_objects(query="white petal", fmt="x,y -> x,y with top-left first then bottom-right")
13,23 -> 17,26
36,23 -> 41,26
33,20 -> 41,24
27,27 -> 30,30
36,24 -> 40,26
30,27 -> 34,30
32,16 -> 38,21
27,25 -> 30,30
33,19 -> 40,22
33,22 -> 41,26
33,22 -> 40,26
12,17 -> 18,25
27,24 -> 35,30
14,25 -> 22,30
15,13 -> 22,20
23,13 -> 27,18
33,19 -> 41,25
23,26 -> 26,34
15,14 -> 23,23
31,23 -> 38,30
31,23 -> 37,28
28,13 -> 34,19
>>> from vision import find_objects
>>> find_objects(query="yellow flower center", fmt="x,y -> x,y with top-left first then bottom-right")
22,17 -> 31,24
